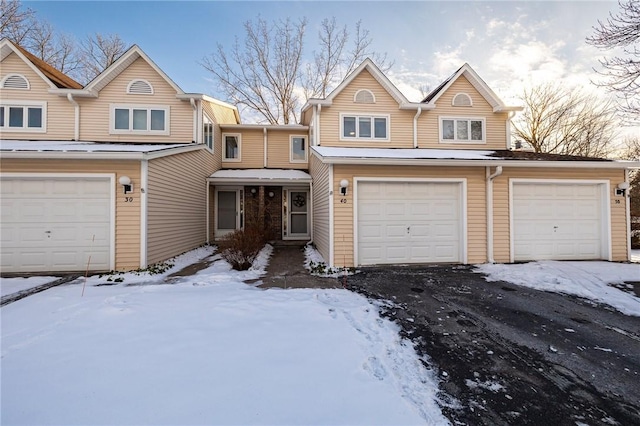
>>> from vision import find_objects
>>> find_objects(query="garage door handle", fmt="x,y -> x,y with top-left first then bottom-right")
407,226 -> 410,233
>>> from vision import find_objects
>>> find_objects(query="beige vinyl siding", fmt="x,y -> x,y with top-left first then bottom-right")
492,168 -> 628,262
222,128 -> 263,168
78,58 -> 193,143
0,52 -> 75,140
202,100 -> 236,171
332,164 -> 487,267
309,154 -> 331,263
319,69 -> 415,148
267,130 -> 309,169
419,76 -> 509,150
147,148 -> 215,264
0,158 -> 141,270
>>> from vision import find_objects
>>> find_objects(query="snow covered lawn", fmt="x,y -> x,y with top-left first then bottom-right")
476,260 -> 640,316
1,247 -> 447,426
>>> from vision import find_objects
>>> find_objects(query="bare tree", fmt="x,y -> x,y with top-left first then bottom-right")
202,16 -> 390,124
618,136 -> 640,247
586,0 -> 640,122
79,33 -> 128,83
302,18 -> 392,100
0,0 -> 33,42
512,83 -> 619,158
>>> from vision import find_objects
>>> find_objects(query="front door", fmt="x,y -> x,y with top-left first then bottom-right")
215,188 -> 243,238
283,189 -> 310,240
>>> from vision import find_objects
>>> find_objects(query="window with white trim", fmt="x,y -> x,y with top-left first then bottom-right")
0,101 -> 46,132
1,74 -> 30,90
440,117 -> 485,143
223,133 -> 241,161
111,105 -> 169,135
341,114 -> 389,140
203,113 -> 214,150
290,135 -> 307,162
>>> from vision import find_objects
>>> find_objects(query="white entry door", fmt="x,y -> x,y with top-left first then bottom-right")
1,175 -> 113,273
215,188 -> 243,238
283,189 -> 310,240
512,182 -> 608,261
357,181 -> 464,265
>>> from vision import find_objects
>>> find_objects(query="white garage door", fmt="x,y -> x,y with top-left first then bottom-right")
512,182 -> 607,261
357,181 -> 463,265
1,176 -> 113,273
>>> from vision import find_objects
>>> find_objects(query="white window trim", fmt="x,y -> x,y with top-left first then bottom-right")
203,112 -> 214,152
1,73 -> 30,90
110,104 -> 170,135
452,92 -> 473,107
339,113 -> 390,142
222,132 -> 242,162
439,116 -> 486,144
289,134 -> 308,163
126,79 -> 154,95
353,89 -> 376,103
0,100 -> 46,132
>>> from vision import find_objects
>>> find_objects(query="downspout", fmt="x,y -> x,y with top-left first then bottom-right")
625,169 -> 631,261
328,163 -> 334,267
206,179 -> 210,245
413,107 -> 422,148
190,98 -> 197,143
316,104 -> 322,146
263,127 -> 268,168
506,111 -> 515,149
140,160 -> 149,268
66,93 -> 79,141
486,165 -> 503,263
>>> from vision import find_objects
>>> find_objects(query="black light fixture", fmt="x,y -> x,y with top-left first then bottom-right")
119,176 -> 133,194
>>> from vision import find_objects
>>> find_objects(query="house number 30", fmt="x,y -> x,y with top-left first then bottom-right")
125,197 -> 133,202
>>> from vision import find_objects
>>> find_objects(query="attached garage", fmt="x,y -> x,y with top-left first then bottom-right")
0,174 -> 114,273
356,179 -> 466,265
511,180 -> 610,262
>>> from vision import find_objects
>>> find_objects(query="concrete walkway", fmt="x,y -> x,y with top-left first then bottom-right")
258,245 -> 342,289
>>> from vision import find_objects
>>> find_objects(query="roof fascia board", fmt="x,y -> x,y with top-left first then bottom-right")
48,88 -> 98,98
208,177 -> 312,185
220,124 -> 310,131
0,143 -> 204,161
1,39 -> 57,90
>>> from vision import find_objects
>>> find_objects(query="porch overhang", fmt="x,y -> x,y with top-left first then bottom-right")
208,169 -> 312,185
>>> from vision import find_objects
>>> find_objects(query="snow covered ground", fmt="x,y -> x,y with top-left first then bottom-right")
1,246 -> 447,426
476,260 -> 640,317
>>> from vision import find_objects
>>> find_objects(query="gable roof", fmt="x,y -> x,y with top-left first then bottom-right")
83,44 -> 183,95
0,38 -> 82,89
422,63 -> 521,112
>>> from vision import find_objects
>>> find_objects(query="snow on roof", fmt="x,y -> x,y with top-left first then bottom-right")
0,140 -> 189,153
312,146 -> 498,160
209,169 -> 312,183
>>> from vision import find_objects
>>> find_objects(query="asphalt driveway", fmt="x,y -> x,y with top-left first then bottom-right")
347,265 -> 640,426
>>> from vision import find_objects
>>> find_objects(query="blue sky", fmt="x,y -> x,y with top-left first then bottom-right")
26,1 -> 623,114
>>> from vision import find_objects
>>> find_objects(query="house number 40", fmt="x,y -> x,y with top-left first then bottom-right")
340,198 -> 348,203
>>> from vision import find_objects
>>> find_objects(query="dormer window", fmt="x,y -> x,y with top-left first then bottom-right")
452,93 -> 472,107
354,89 -> 375,104
127,79 -> 154,95
1,74 -> 30,90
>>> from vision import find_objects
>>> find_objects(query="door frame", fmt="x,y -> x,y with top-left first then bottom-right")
214,186 -> 244,239
508,179 -> 612,262
353,177 -> 468,266
282,187 -> 311,240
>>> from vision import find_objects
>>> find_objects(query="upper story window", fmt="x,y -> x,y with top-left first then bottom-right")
290,135 -> 307,162
354,89 -> 375,104
127,79 -> 154,95
223,133 -> 241,161
0,101 -> 46,132
452,93 -> 472,107
341,114 -> 389,141
440,117 -> 485,144
1,74 -> 30,90
111,104 -> 169,135
203,113 -> 214,150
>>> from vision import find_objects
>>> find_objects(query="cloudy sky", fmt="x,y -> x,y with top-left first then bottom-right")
27,1 -> 626,116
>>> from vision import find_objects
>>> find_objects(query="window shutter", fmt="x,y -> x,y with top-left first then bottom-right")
2,74 -> 29,90
127,80 -> 153,95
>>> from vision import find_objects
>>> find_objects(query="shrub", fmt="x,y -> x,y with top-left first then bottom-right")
218,226 -> 267,270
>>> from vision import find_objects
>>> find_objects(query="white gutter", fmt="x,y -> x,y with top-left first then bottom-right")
66,93 -> 80,141
486,165 -> 503,263
328,163 -> 334,268
263,127 -> 268,168
0,144 -> 207,160
625,169 -> 631,261
413,107 -> 422,148
140,160 -> 148,268
190,98 -> 197,143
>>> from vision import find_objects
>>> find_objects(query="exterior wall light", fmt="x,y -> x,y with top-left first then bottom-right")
616,181 -> 630,196
268,191 -> 275,198
340,179 -> 349,196
119,175 -> 133,194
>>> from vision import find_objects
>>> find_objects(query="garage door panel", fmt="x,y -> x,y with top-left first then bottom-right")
357,181 -> 462,265
0,176 -> 112,272
513,182 -> 604,261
